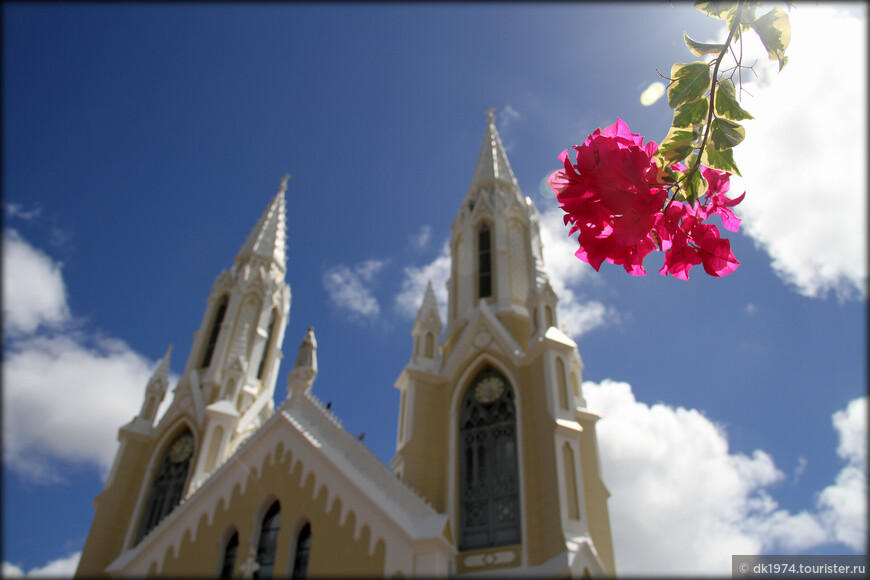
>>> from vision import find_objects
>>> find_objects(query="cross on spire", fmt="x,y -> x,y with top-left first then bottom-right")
486,107 -> 496,124
279,173 -> 291,193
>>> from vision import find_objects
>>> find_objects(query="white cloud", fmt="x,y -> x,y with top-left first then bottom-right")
2,230 -> 161,484
817,397 -> 867,551
729,5 -> 867,299
538,205 -> 619,337
409,224 -> 432,250
4,333 -> 156,483
2,552 -> 81,578
322,260 -> 386,320
583,380 -> 865,575
3,229 -> 71,337
4,202 -> 43,221
395,241 -> 450,320
2,562 -> 24,577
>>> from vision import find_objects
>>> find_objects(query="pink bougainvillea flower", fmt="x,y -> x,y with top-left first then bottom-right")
549,118 -> 666,276
699,166 -> 745,232
551,118 -> 744,280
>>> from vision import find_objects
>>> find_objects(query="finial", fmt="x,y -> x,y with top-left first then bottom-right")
486,107 -> 496,124
279,173 -> 291,193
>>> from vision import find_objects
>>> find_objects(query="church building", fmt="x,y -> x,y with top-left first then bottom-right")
75,111 -> 616,578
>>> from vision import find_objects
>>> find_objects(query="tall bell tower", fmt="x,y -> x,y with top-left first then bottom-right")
76,178 -> 292,578
391,111 -> 615,577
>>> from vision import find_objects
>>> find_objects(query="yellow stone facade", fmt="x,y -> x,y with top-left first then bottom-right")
76,112 -> 615,578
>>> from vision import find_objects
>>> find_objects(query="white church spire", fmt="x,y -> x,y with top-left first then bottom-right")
236,175 -> 289,270
469,108 -> 518,191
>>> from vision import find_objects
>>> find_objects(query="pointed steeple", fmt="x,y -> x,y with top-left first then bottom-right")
469,108 -> 518,191
236,175 -> 289,269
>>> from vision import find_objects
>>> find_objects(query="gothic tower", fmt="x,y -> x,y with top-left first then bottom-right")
76,179 -> 292,578
391,111 -> 615,576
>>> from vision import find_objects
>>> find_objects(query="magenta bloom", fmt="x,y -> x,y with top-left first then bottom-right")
551,119 -> 743,280
550,118 -> 666,275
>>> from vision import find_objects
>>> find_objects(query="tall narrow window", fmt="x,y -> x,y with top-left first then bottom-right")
291,523 -> 312,579
220,530 -> 239,579
556,358 -> 569,410
562,443 -> 581,520
257,309 -> 277,380
202,296 -> 229,368
459,367 -> 521,550
424,332 -> 434,359
136,430 -> 194,543
478,223 -> 492,298
254,501 -> 281,579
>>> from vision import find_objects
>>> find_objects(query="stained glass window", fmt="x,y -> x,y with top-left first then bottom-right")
459,368 -> 521,550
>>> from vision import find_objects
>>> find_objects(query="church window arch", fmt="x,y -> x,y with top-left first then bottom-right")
256,308 -> 278,380
135,428 -> 195,544
201,295 -> 229,368
459,366 -> 521,551
219,528 -> 239,579
254,500 -> 281,579
290,522 -> 312,579
545,304 -> 554,329
142,397 -> 156,421
556,357 -> 569,410
477,222 -> 493,299
424,332 -> 435,359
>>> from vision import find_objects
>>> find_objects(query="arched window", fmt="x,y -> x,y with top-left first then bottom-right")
254,501 -> 281,579
202,296 -> 229,368
459,367 -> 521,550
220,530 -> 239,579
136,430 -> 194,544
478,223 -> 492,298
256,309 -> 278,380
291,522 -> 312,579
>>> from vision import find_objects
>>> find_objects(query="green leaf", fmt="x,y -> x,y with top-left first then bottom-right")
683,32 -> 727,57
709,118 -> 746,150
726,2 -> 757,38
680,168 -> 709,204
668,62 -> 711,109
702,147 -> 742,176
658,127 -> 696,166
672,98 -> 710,127
714,79 -> 754,121
752,6 -> 791,71
694,0 -> 738,20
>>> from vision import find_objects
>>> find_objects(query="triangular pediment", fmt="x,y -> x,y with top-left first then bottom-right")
469,186 -> 496,223
444,300 -> 524,377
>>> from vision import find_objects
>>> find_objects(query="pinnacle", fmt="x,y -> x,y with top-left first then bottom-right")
152,344 -> 173,381
415,280 -> 443,327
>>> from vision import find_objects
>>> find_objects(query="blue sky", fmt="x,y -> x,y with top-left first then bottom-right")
2,2 -> 866,576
